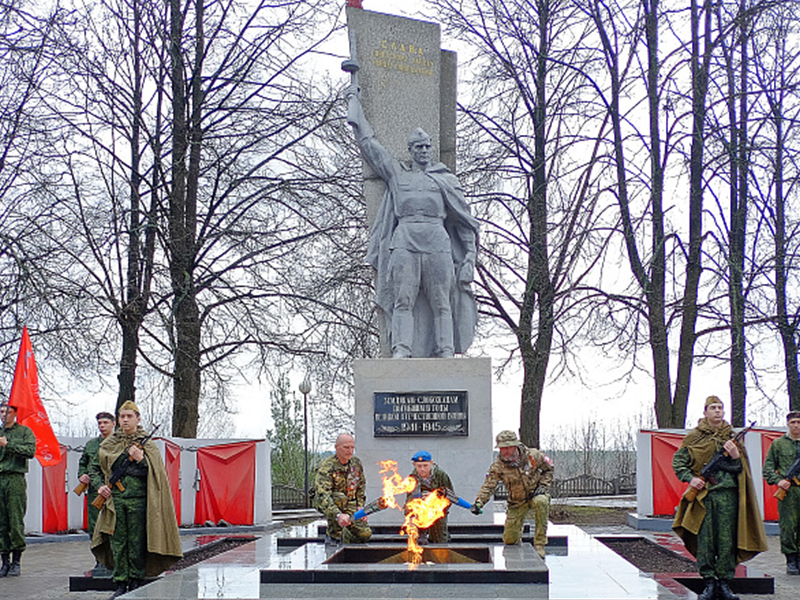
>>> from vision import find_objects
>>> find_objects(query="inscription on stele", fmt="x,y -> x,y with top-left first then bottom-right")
374,391 -> 468,436
371,39 -> 435,77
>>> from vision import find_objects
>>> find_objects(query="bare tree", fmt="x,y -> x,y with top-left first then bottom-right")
749,2 -> 800,411
430,0 -> 610,446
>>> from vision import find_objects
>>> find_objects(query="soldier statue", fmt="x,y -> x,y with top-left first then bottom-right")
347,84 -> 479,359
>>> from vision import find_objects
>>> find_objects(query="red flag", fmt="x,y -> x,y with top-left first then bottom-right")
8,326 -> 61,466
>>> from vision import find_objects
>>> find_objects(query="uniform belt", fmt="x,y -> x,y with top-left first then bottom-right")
398,216 -> 442,224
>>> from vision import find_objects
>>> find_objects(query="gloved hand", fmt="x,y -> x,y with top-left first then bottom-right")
470,501 -> 483,515
533,486 -> 549,497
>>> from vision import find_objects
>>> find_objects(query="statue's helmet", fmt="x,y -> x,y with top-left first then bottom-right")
407,127 -> 432,147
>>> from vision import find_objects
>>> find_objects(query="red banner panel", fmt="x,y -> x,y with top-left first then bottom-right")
195,441 -> 256,526
163,439 -> 182,524
759,429 -> 783,521
42,445 -> 68,533
650,432 -> 686,516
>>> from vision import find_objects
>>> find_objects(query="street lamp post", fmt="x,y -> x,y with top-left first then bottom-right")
299,376 -> 312,508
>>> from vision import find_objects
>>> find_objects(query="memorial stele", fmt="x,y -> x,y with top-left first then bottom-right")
346,4 -> 493,525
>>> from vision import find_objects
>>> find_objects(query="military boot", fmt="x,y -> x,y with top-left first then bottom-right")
697,578 -> 717,600
787,553 -> 800,576
109,581 -> 127,599
0,553 -> 10,577
7,550 -> 21,576
717,580 -> 740,600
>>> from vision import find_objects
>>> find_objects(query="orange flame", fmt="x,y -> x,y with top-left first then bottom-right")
378,461 -> 451,569
379,460 -> 417,508
402,490 -> 451,568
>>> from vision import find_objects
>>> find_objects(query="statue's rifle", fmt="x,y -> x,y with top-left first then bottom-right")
91,424 -> 160,510
683,421 -> 755,502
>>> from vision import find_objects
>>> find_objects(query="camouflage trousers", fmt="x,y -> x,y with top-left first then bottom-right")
503,494 -> 549,546
326,515 -> 372,544
419,514 -> 449,544
110,496 -> 147,583
697,487 -> 738,579
0,473 -> 27,554
778,484 -> 800,556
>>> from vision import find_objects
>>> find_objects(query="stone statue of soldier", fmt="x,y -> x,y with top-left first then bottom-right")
346,84 -> 479,358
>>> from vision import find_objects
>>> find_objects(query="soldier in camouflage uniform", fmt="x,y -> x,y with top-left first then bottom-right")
404,450 -> 454,544
471,430 -> 553,558
673,396 -> 767,600
78,412 -> 115,557
313,433 -> 372,544
763,410 -> 800,575
0,403 -> 36,577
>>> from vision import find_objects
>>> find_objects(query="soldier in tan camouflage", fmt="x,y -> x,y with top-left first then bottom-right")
471,430 -> 553,558
313,433 -> 372,544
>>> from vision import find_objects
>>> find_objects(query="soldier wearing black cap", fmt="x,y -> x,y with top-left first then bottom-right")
405,451 -> 454,543
763,410 -> 800,575
78,410 -> 115,570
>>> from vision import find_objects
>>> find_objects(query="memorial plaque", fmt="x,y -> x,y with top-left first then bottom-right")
373,391 -> 468,436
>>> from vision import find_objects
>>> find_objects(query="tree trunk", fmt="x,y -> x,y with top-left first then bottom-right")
116,1 -> 145,413
519,1 -> 552,449
644,0 -> 672,429
168,0 -> 202,437
671,0 -> 711,428
769,56 -> 800,412
723,1 -> 748,427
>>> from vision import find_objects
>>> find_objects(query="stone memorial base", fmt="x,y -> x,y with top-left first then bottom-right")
354,357 -> 493,525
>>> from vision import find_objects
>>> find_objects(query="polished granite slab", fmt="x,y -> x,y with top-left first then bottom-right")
261,542 -> 547,584
123,522 -> 696,600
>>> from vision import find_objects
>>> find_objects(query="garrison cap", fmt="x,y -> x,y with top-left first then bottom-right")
787,411 -> 800,421
96,411 -> 115,421
411,450 -> 432,462
407,127 -> 432,146
705,395 -> 723,408
495,430 -> 521,448
119,400 -> 140,415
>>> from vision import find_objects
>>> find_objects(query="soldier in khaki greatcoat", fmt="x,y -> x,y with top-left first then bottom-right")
472,430 -> 554,558
313,433 -> 372,544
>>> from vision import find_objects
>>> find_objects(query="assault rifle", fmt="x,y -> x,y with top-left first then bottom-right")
774,454 -> 800,501
683,421 -> 755,502
91,424 -> 160,510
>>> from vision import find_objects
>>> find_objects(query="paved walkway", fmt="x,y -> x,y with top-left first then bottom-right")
2,520 -> 797,599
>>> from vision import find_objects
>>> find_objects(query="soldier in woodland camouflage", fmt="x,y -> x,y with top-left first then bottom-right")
0,403 -> 35,577
313,433 -> 372,543
472,430 -> 553,558
763,410 -> 800,575
78,411 -> 115,571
